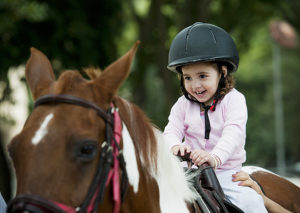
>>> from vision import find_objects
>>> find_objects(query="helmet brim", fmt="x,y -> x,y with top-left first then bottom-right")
167,56 -> 238,73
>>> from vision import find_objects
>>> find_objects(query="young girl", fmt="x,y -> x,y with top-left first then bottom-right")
163,22 -> 267,213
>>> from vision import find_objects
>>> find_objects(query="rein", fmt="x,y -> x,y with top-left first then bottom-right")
7,94 -> 128,213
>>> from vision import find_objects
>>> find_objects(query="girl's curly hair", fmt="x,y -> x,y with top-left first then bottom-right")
216,62 -> 235,99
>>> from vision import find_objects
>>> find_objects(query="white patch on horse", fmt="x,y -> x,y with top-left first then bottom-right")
122,122 -> 139,193
242,166 -> 277,176
152,127 -> 197,213
121,98 -> 146,165
31,113 -> 54,145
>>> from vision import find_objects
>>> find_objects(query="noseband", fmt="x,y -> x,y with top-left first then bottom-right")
7,94 -> 128,213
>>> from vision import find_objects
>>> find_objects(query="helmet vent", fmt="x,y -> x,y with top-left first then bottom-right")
209,27 -> 217,43
184,22 -> 199,55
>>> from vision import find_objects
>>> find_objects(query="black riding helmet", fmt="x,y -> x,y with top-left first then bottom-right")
167,22 -> 239,140
167,22 -> 239,72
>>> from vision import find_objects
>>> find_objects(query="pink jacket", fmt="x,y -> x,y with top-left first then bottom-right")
163,88 -> 247,171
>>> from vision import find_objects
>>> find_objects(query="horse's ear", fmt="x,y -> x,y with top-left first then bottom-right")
95,41 -> 140,102
25,48 -> 55,100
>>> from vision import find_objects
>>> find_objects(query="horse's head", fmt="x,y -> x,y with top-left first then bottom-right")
7,42 -> 140,212
7,41 -> 198,213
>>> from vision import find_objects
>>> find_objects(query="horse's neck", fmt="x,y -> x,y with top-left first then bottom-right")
115,97 -> 197,212
115,97 -> 157,169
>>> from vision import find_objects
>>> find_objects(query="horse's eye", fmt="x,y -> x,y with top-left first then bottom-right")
81,144 -> 95,155
76,141 -> 98,162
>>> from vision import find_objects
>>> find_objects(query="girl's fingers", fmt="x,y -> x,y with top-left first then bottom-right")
199,157 -> 207,165
238,179 -> 253,187
180,146 -> 185,156
180,145 -> 190,156
200,156 -> 213,166
239,171 -> 250,179
194,155 -> 210,166
172,145 -> 182,156
190,152 -> 197,162
172,145 -> 192,156
191,152 -> 202,162
194,156 -> 203,165
190,150 -> 195,159
232,172 -> 249,181
186,145 -> 191,153
190,149 -> 203,159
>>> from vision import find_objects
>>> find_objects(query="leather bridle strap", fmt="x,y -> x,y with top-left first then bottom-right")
80,116 -> 115,213
34,94 -> 113,125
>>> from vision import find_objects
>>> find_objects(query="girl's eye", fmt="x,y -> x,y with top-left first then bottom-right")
199,75 -> 206,79
184,76 -> 191,81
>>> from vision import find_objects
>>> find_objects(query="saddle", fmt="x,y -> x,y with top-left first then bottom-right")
180,155 -> 244,213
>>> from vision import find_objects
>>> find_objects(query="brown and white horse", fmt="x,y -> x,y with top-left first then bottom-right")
6,42 -> 300,212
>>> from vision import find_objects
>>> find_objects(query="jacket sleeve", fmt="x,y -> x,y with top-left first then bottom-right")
210,91 -> 248,165
163,97 -> 186,150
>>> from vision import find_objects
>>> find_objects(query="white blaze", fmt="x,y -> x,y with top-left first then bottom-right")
31,113 -> 54,145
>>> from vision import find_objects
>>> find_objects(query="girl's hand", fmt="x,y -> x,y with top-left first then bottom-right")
190,149 -> 215,167
233,171 -> 292,213
232,171 -> 265,201
171,144 -> 191,156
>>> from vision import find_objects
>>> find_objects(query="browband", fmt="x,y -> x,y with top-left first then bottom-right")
34,94 -> 113,125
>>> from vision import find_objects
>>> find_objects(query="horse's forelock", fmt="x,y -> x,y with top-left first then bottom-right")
83,68 -> 102,80
53,70 -> 93,95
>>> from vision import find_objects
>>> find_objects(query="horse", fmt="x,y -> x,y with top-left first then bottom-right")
6,42 -> 300,213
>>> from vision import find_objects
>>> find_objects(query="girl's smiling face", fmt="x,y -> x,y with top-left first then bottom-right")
182,62 -> 226,106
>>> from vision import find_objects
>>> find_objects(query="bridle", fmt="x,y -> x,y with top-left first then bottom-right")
7,94 -> 128,213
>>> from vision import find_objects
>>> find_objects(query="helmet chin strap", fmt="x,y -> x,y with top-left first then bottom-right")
199,95 -> 220,139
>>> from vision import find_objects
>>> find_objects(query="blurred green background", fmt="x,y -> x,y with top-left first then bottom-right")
0,0 -> 299,201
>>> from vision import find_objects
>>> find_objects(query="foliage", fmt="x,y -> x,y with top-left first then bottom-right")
0,0 -> 125,101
